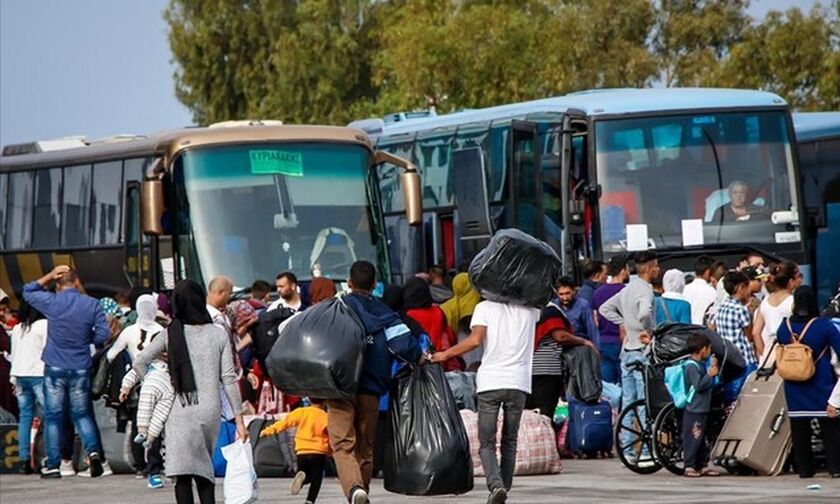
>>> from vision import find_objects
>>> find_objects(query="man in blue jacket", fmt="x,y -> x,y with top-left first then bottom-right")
23,265 -> 110,479
328,261 -> 421,504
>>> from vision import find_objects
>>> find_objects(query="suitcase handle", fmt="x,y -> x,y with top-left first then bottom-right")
769,408 -> 786,437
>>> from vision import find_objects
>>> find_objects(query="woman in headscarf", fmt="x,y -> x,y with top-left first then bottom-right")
131,280 -> 244,504
403,277 -> 464,371
99,297 -> 124,340
775,286 -> 840,479
654,269 -> 691,326
441,273 -> 481,333
107,293 -> 166,481
309,277 -> 337,305
440,273 -> 481,367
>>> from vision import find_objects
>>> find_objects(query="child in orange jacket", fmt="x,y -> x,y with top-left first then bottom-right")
260,401 -> 330,503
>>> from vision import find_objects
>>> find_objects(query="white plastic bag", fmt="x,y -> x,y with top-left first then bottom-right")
222,439 -> 258,504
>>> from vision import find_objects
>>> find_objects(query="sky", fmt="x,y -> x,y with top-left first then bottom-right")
0,0 -> 823,148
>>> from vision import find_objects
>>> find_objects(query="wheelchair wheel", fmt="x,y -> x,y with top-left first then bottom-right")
652,402 -> 685,476
614,399 -> 661,474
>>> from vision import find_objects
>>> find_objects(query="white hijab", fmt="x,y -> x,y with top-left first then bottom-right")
136,294 -> 164,334
663,269 -> 687,299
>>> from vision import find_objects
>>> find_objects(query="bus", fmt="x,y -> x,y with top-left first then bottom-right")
794,112 -> 840,306
351,88 -> 809,282
0,122 -> 421,307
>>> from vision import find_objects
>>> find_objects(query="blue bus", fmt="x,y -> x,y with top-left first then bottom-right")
794,112 -> 840,306
352,88 -> 809,281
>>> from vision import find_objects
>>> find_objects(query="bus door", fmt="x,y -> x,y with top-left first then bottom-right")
510,121 -> 544,239
452,147 -> 493,261
124,181 -> 153,288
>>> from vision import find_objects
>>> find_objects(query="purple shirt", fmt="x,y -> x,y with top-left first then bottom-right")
592,283 -> 625,345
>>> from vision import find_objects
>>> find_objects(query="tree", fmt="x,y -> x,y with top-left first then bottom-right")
716,6 -> 838,110
654,0 -> 750,87
165,0 -> 379,125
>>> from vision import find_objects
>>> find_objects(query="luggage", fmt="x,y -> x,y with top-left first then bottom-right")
652,323 -> 747,383
468,229 -> 563,308
213,420 -> 238,477
711,370 -> 791,475
567,399 -> 613,456
265,297 -> 366,400
247,416 -> 297,478
563,346 -> 603,404
460,409 -> 562,476
445,371 -> 477,411
384,364 -> 473,496
253,306 -> 295,369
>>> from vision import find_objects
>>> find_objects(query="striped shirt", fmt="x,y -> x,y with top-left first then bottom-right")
533,303 -> 572,376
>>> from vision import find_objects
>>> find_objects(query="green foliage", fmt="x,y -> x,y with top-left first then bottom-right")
165,0 -> 840,125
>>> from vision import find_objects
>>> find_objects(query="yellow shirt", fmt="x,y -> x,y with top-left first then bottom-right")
259,406 -> 330,455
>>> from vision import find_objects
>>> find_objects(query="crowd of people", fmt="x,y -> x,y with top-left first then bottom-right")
1,248 -> 839,504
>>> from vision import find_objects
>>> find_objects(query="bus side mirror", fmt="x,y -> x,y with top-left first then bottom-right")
141,179 -> 164,236
374,150 -> 423,226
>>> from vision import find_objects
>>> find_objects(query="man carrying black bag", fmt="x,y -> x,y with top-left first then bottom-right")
431,293 -> 540,504
330,261 -> 422,504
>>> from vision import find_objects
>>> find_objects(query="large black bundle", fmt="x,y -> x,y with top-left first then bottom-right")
468,229 -> 563,308
652,323 -> 747,383
265,297 -> 365,400
563,346 -> 603,404
384,364 -> 474,496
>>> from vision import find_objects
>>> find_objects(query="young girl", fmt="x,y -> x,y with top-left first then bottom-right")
9,301 -> 47,473
260,400 -> 330,503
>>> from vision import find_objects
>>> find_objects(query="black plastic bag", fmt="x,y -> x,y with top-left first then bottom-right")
384,364 -> 474,496
563,346 -> 603,404
652,323 -> 747,383
254,306 -> 295,370
265,297 -> 365,400
469,229 -> 563,308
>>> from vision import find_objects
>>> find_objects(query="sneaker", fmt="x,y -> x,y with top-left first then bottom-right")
148,474 -> 165,489
20,460 -> 34,475
135,470 -> 146,479
350,487 -> 369,504
487,487 -> 507,504
60,460 -> 76,477
78,454 -> 104,478
40,467 -> 61,479
101,461 -> 114,477
290,471 -> 306,495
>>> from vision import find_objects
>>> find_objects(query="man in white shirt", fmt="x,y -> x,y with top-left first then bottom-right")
267,271 -> 305,312
206,276 -> 233,332
431,299 -> 540,504
683,256 -> 718,326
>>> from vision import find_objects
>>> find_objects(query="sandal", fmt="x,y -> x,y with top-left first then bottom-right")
700,467 -> 720,477
684,468 -> 701,478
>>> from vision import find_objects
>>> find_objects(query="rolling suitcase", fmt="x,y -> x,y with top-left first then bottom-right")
567,399 -> 613,456
711,369 -> 791,475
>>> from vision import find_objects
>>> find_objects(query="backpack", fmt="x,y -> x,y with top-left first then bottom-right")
253,307 -> 295,369
664,359 -> 701,409
775,318 -> 826,382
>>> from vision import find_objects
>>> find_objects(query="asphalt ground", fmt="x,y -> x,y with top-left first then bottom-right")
1,458 -> 838,503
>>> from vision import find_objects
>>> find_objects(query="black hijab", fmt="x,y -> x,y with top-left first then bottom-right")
381,284 -> 404,312
791,285 -> 819,323
168,280 -> 212,406
403,277 -> 433,310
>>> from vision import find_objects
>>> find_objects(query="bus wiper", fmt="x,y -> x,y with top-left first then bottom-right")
700,127 -> 725,244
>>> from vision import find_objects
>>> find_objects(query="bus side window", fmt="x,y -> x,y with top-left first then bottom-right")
7,171 -> 34,249
62,164 -> 92,247
0,173 -> 7,249
33,167 -> 62,249
92,161 -> 123,246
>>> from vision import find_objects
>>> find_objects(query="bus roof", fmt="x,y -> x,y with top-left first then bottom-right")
792,112 -> 840,142
0,124 -> 373,173
358,88 -> 787,138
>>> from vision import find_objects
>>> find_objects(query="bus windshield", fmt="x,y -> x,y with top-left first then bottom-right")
595,110 -> 799,254
179,143 -> 379,287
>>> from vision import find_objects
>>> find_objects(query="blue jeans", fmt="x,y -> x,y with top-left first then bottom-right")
600,342 -> 622,384
722,362 -> 758,405
44,366 -> 100,469
620,350 -> 649,456
14,376 -> 45,461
